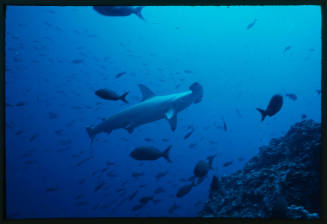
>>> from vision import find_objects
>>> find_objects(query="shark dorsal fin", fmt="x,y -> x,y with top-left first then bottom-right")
139,84 -> 156,101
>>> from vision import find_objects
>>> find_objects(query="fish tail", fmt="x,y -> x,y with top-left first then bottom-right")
134,6 -> 145,21
256,108 -> 266,121
86,126 -> 96,144
120,92 -> 129,104
162,145 -> 172,163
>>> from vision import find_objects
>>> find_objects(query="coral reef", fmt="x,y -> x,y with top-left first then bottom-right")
201,120 -> 321,219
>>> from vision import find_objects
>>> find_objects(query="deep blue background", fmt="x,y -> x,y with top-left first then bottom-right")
5,6 -> 321,218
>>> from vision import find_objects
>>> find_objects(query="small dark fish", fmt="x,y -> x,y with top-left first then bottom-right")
95,88 -> 128,104
59,139 -> 72,146
139,184 -> 146,188
101,167 -> 108,173
301,114 -> 307,119
93,6 -> 145,21
238,157 -> 245,162
144,137 -> 153,142
183,129 -> 194,140
316,89 -> 322,95
222,117 -> 228,132
15,130 -> 24,135
286,93 -> 297,101
129,190 -> 138,200
106,161 -> 116,166
24,160 -> 37,165
75,194 -> 84,200
168,202 -> 180,214
223,161 -> 233,167
46,187 -> 58,192
55,129 -> 64,136
94,182 -> 105,192
29,133 -> 39,142
132,172 -> 144,178
162,138 -> 169,142
139,196 -> 153,204
76,201 -> 88,206
72,59 -> 83,64
48,112 -> 57,119
115,72 -> 126,79
184,70 -> 193,74
176,182 -> 195,198
77,156 -> 93,167
16,102 -> 26,107
155,170 -> 168,180
193,154 -> 216,178
78,178 -> 86,184
283,46 -> 291,53
6,103 -> 14,107
246,18 -> 257,30
154,187 -> 165,194
189,143 -> 197,149
130,145 -> 172,162
256,94 -> 283,121
132,203 -> 145,211
208,140 -> 217,145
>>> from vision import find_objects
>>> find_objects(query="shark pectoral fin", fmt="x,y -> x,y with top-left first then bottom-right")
165,109 -> 177,131
138,84 -> 156,101
125,124 -> 134,134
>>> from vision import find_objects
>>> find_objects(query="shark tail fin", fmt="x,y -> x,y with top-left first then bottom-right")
120,92 -> 129,104
256,108 -> 266,121
190,82 -> 203,104
134,7 -> 145,21
162,145 -> 172,163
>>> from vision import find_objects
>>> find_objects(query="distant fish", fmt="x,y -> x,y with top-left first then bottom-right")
184,70 -> 193,74
129,190 -> 138,200
48,112 -> 58,119
144,137 -> 153,142
223,161 -> 233,167
256,94 -> 283,121
24,160 -> 37,165
162,138 -> 169,142
130,145 -> 172,162
301,114 -> 307,119
222,117 -> 228,132
29,133 -> 39,142
72,59 -> 83,64
93,6 -> 145,21
15,130 -> 24,136
115,72 -> 126,79
16,102 -> 26,107
168,202 -> 180,214
139,195 -> 153,204
77,156 -> 93,167
154,187 -> 165,194
132,171 -> 144,178
246,18 -> 257,30
188,143 -> 197,149
94,182 -> 105,192
155,170 -> 169,180
132,203 -> 145,211
95,88 -> 128,104
193,154 -> 216,178
238,157 -> 245,162
283,46 -> 291,53
176,182 -> 196,198
183,128 -> 194,140
286,93 -> 297,101
45,187 -> 58,192
316,89 -> 322,95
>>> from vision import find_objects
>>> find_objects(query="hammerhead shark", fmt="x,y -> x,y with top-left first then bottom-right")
86,82 -> 203,143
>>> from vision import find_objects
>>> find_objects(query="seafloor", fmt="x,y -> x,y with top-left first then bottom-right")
201,119 -> 321,219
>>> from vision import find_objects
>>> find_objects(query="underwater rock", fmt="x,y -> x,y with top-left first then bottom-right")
200,119 -> 321,219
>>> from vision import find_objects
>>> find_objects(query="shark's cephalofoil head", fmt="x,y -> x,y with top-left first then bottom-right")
189,82 -> 203,104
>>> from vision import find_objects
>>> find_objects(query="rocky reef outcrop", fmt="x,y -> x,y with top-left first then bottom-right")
201,119 -> 321,219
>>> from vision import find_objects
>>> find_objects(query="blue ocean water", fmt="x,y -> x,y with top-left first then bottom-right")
5,6 -> 321,218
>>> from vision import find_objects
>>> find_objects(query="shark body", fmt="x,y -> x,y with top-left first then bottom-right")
86,82 -> 203,142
